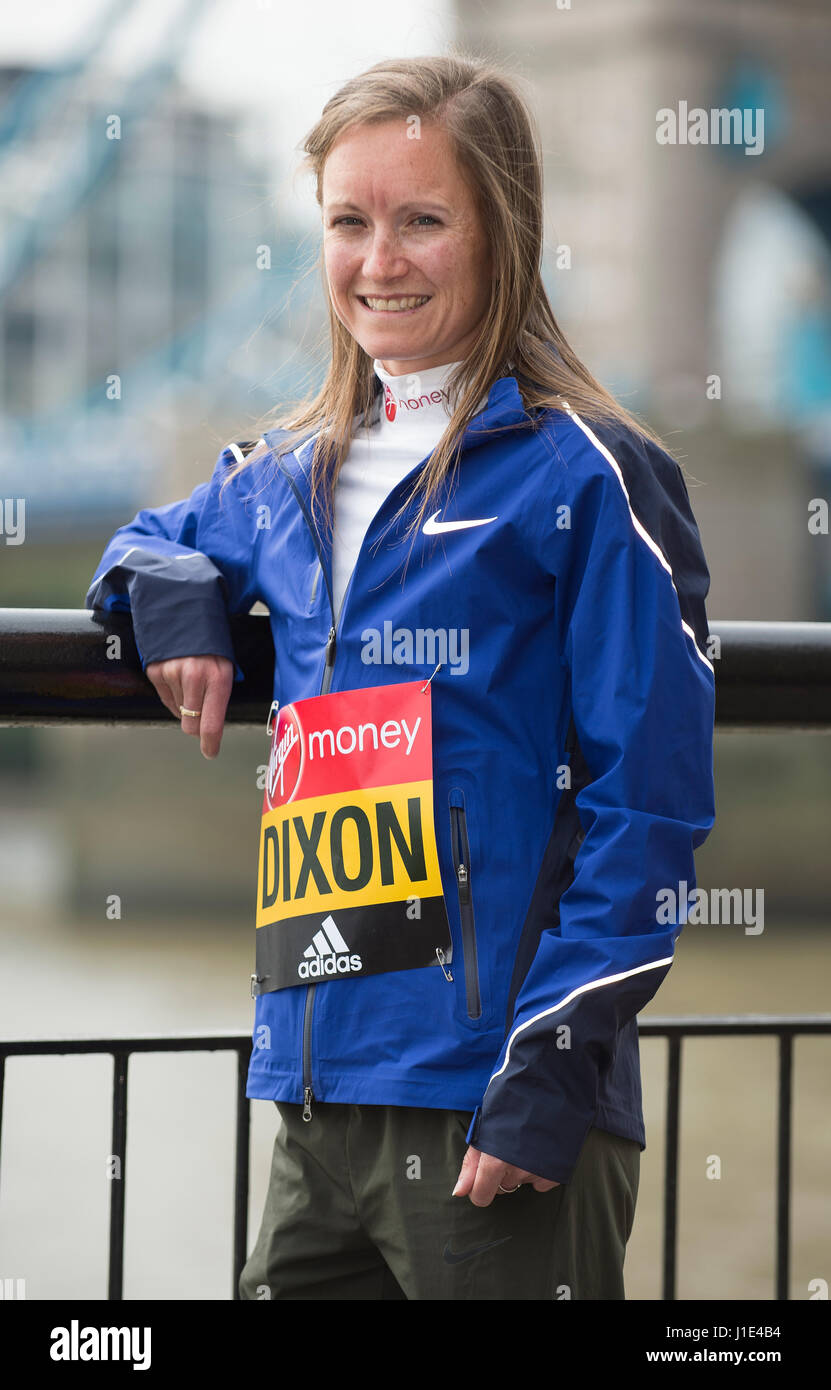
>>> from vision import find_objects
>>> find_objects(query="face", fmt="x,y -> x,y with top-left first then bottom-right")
321,119 -> 493,377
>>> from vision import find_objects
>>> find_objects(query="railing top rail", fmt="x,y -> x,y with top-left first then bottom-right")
2,611 -> 831,728
1,1015 -> 830,1056
0,1034 -> 252,1056
637,1014 -> 831,1034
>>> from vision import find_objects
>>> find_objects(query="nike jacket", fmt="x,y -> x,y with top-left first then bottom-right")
84,370 -> 716,1184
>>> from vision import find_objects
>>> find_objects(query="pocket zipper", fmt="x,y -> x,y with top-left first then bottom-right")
449,788 -> 482,1020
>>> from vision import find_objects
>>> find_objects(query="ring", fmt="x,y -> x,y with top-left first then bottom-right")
179,705 -> 202,718
497,1182 -> 521,1194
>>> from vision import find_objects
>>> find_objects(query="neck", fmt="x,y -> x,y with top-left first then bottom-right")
371,358 -> 462,430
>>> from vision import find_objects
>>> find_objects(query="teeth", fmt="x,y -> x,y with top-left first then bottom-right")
363,295 -> 430,311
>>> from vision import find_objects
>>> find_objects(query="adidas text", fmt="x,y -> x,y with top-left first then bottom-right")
299,952 -> 362,979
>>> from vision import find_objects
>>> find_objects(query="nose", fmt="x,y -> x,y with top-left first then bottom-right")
360,225 -> 409,281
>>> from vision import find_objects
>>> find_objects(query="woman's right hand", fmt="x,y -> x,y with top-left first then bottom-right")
145,655 -> 234,759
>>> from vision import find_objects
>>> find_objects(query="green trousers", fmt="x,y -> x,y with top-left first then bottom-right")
239,1102 -> 640,1301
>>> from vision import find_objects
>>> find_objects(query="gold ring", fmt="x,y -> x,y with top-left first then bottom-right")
179,705 -> 202,718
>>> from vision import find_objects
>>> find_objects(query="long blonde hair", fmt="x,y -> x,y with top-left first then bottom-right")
222,50 -> 671,551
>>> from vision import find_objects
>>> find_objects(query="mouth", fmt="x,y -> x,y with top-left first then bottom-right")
357,294 -> 432,314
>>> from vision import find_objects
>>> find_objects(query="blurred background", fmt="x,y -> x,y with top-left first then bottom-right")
0,0 -> 829,1301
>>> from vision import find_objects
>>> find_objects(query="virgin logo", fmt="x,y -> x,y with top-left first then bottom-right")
383,384 -> 397,423
265,706 -> 304,809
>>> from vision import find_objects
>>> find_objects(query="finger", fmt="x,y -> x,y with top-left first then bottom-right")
531,1178 -> 560,1192
493,1168 -> 528,1195
159,675 -> 183,720
179,663 -> 208,740
468,1153 -> 515,1208
197,663 -> 233,759
147,667 -> 182,721
451,1145 -> 481,1198
158,663 -> 185,720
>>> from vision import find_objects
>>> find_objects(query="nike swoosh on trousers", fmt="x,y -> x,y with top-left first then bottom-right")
442,1235 -> 513,1265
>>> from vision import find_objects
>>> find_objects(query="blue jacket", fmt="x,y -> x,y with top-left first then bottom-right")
85,370 -> 716,1183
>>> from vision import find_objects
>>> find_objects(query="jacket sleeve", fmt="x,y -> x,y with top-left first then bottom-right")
466,426 -> 717,1184
84,445 -> 262,682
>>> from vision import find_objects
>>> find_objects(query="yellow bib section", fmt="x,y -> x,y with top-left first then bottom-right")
256,779 -> 445,927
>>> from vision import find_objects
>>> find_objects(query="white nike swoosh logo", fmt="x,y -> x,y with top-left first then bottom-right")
423,510 -> 497,534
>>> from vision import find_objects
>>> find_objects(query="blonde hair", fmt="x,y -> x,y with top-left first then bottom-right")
223,50 -> 671,554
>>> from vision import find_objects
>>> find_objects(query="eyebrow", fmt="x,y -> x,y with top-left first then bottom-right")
324,200 -> 450,215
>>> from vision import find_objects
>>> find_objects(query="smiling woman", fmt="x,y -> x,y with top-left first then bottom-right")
223,51 -> 671,549
85,49 -> 716,1303
322,119 -> 494,376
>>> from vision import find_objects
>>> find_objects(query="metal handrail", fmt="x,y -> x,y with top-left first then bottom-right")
1,1016 -> 829,1300
1,611 -> 831,728
637,1015 -> 831,1301
1,610 -> 829,1297
0,1033 -> 251,1301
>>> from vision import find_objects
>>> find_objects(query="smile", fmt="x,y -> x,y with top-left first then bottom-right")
358,295 -> 431,314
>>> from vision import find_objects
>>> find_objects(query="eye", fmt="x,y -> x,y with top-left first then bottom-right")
330,214 -> 441,228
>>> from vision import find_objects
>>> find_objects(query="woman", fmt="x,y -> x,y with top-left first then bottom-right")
86,53 -> 716,1300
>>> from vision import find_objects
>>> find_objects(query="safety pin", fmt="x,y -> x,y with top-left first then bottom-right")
435,947 -> 453,982
265,699 -> 280,736
420,662 -> 442,693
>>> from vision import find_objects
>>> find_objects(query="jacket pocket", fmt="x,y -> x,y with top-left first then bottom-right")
448,787 -> 481,1020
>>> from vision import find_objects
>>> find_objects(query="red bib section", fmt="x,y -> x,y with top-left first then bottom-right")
254,680 -> 452,993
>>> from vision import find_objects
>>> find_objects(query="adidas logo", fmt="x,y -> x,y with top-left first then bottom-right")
297,916 -> 363,979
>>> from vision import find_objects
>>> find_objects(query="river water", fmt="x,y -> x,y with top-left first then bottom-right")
1,905 -> 828,1301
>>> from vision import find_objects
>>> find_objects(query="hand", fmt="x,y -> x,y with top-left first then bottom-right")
452,1144 -> 560,1207
145,655 -> 234,759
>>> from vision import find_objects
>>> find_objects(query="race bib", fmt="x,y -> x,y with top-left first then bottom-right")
253,680 -> 452,993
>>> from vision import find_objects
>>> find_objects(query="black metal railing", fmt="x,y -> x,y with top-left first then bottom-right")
1,1017 -> 828,1299
636,1015 -> 831,1301
1,610 -> 830,1299
1,612 -> 831,729
0,1033 -> 252,1301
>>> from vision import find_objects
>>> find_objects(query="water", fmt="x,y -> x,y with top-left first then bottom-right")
1,909 -> 828,1300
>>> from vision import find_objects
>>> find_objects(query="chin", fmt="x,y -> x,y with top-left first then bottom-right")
356,332 -> 430,359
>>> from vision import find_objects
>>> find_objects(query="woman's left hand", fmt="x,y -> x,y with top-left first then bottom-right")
452,1145 -> 560,1206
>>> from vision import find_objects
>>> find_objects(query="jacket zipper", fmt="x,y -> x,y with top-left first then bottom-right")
299,616 -> 343,1121
275,457 -> 341,1123
449,788 -> 481,1019
280,462 -> 369,1119
274,434 -> 442,1119
301,988 -> 315,1121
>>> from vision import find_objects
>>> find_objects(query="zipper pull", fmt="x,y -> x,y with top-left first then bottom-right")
324,625 -> 336,669
457,862 -> 471,905
436,947 -> 453,982
303,1086 -> 314,1122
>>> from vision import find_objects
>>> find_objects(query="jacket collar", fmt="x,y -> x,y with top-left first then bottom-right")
266,369 -> 530,480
